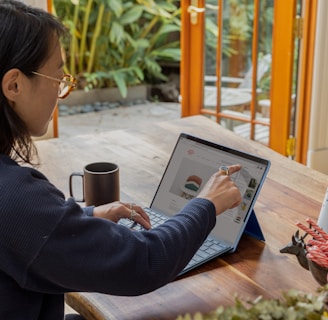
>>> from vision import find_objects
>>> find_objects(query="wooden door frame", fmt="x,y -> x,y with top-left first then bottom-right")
268,0 -> 297,155
295,0 -> 317,164
180,0 -> 316,162
270,0 -> 317,160
48,0 -> 59,138
180,0 -> 205,117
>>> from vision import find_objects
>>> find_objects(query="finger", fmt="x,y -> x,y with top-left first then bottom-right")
218,164 -> 241,176
135,206 -> 150,224
218,165 -> 229,176
133,205 -> 151,225
122,203 -> 149,222
132,213 -> 152,230
230,197 -> 242,209
128,205 -> 151,230
226,164 -> 242,175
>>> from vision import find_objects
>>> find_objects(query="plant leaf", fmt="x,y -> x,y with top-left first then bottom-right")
150,48 -> 181,61
106,0 -> 122,17
112,71 -> 127,98
109,21 -> 125,44
119,5 -> 143,25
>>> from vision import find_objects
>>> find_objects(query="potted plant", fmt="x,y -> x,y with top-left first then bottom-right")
53,0 -> 181,99
176,286 -> 328,319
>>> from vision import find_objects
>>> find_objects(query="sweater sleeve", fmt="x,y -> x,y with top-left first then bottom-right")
26,197 -> 216,296
0,159 -> 216,296
83,206 -> 94,216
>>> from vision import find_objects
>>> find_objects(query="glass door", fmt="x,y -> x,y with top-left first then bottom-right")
181,0 -> 316,161
204,0 -> 274,146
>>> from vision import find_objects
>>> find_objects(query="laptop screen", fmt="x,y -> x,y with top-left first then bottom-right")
150,133 -> 270,248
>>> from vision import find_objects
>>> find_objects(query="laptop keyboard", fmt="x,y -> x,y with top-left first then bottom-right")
119,208 -> 231,274
119,208 -> 168,230
183,236 -> 229,273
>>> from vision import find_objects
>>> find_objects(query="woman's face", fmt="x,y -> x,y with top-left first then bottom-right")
11,37 -> 64,137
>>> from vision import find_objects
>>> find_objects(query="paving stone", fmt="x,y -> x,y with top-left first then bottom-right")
58,102 -> 181,138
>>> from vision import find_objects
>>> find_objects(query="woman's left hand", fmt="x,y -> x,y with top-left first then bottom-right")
93,201 -> 151,230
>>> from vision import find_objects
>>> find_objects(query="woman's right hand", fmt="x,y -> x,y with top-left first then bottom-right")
93,202 -> 151,230
197,164 -> 242,215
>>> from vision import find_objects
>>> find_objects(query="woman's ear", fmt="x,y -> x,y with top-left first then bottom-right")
2,69 -> 22,102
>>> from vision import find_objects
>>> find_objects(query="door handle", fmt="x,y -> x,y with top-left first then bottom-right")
187,2 -> 219,25
187,0 -> 205,25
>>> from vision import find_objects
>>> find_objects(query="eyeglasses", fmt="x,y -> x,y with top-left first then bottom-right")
32,71 -> 77,99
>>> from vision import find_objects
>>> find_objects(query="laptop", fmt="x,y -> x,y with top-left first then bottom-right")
120,133 -> 271,275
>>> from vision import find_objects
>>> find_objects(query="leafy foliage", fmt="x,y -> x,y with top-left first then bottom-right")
176,286 -> 328,320
53,0 -> 181,97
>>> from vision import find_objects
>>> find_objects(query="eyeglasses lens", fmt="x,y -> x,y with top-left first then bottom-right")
58,75 -> 75,99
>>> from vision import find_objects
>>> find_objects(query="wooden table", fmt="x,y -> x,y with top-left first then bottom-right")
35,115 -> 328,320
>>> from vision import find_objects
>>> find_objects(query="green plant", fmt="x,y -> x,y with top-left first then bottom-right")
176,286 -> 328,320
53,0 -> 181,98
204,0 -> 274,78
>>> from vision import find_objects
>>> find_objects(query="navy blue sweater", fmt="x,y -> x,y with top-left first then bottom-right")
0,154 -> 216,319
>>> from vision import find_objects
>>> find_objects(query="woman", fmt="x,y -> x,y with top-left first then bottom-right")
0,0 -> 242,319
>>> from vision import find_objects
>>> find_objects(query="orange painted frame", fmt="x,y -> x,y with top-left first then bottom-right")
180,0 -> 316,161
180,0 -> 205,117
295,0 -> 317,164
181,0 -> 270,136
269,0 -> 297,155
48,0 -> 59,138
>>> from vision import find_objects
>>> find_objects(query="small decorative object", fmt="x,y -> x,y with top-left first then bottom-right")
280,218 -> 328,286
280,229 -> 309,270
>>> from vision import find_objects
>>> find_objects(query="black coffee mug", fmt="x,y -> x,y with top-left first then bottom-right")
69,162 -> 120,206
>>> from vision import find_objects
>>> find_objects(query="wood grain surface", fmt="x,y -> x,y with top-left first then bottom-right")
35,115 -> 328,320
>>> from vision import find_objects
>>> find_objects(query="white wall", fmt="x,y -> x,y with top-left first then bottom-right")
307,0 -> 328,174
21,0 -> 47,10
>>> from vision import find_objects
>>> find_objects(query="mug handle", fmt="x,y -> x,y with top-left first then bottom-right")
69,172 -> 85,202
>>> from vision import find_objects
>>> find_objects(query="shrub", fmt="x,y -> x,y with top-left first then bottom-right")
53,0 -> 181,98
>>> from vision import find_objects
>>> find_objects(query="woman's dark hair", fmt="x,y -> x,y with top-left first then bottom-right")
0,0 -> 67,164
